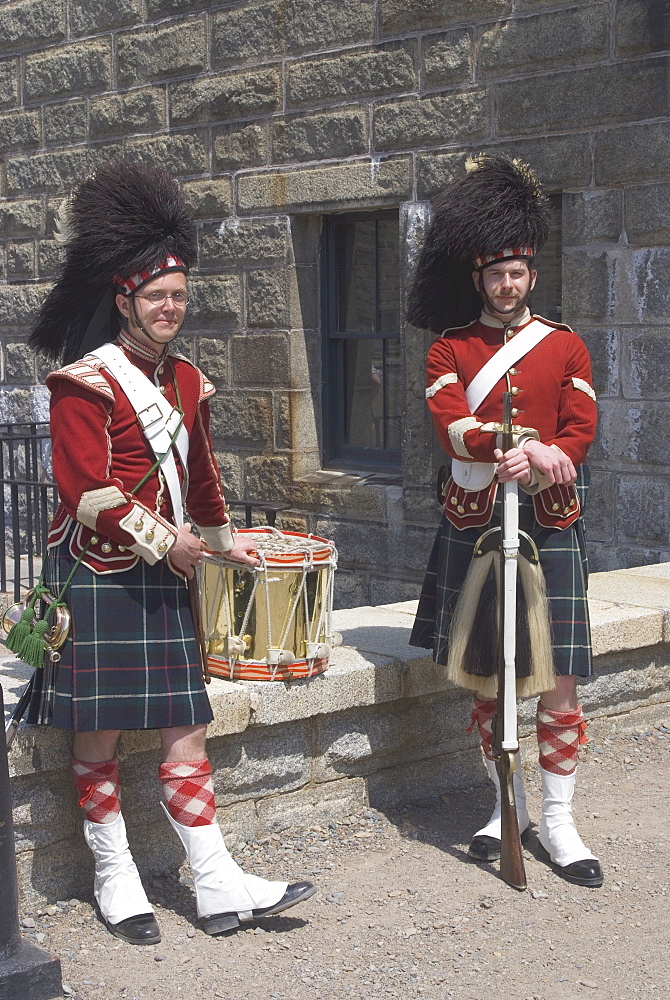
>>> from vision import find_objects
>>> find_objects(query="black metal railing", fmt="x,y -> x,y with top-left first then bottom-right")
0,423 -> 56,601
0,423 -> 290,601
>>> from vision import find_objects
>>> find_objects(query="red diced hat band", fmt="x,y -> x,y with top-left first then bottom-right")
472,247 -> 535,270
114,255 -> 186,295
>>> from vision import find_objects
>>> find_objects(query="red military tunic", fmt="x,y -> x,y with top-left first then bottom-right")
46,329 -> 232,573
425,309 -> 597,529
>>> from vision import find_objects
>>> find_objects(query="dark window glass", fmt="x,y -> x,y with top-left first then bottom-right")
323,212 -> 401,469
530,193 -> 562,323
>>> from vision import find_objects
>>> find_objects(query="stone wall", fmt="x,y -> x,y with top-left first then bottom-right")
0,0 -> 668,601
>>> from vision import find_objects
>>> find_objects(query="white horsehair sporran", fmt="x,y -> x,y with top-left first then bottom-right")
199,527 -> 340,681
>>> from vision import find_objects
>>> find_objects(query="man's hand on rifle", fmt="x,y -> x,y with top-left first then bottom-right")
494,446 -> 532,484
522,440 -> 577,485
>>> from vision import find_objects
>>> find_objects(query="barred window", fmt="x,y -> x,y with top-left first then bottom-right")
322,211 -> 401,470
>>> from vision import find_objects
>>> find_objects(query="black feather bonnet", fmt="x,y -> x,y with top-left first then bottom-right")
29,159 -> 197,364
406,153 -> 551,334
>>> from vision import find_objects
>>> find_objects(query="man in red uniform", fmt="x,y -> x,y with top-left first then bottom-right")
28,160 -> 314,943
409,154 -> 603,887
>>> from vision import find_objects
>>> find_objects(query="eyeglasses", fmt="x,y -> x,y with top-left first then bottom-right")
135,291 -> 189,307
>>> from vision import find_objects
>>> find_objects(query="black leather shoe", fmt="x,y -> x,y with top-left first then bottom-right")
202,882 -> 317,936
106,912 -> 161,945
537,842 -> 603,887
469,827 -> 530,862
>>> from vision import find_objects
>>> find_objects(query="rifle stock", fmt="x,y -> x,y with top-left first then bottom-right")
494,392 -> 527,891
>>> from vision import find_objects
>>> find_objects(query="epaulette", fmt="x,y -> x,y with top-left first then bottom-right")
46,358 -> 115,402
169,351 -> 216,402
531,314 -> 574,333
439,318 -> 478,338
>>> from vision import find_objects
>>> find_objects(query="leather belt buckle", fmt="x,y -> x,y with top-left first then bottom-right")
137,402 -> 163,428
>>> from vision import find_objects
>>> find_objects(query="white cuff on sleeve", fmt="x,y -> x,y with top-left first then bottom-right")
77,486 -> 127,529
118,503 -> 177,565
196,522 -> 234,553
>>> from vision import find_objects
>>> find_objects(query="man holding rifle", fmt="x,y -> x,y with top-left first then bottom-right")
409,154 -> 602,888
25,160 -> 314,944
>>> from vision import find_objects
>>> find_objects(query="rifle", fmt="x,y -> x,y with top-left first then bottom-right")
492,391 -> 527,891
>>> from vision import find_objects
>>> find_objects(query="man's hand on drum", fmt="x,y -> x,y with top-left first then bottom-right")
225,534 -> 261,567
170,523 -> 206,579
494,446 -> 531,484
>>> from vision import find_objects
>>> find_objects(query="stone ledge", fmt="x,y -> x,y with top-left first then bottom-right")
3,563 -> 670,906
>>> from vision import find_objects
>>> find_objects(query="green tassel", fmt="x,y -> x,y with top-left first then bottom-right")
5,605 -> 35,654
16,618 -> 50,669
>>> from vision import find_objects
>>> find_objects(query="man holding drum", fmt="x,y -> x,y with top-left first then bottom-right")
27,160 -> 314,944
409,154 -> 603,888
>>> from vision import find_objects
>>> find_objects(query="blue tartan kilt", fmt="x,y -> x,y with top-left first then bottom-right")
28,533 -> 214,733
410,465 -> 593,678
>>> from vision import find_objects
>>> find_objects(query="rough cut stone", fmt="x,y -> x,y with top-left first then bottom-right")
116,18 -> 206,87
374,91 -> 488,151
24,39 -> 112,102
232,333 -> 291,388
633,249 -> 670,321
4,339 -> 35,382
595,122 -> 670,185
4,142 -> 108,194
6,243 -> 35,280
90,88 -> 164,140
238,157 -> 411,214
0,60 -> 18,108
623,331 -> 670,400
212,1 -> 280,68
213,121 -> 269,171
497,59 -> 669,135
181,178 -> 233,219
69,0 -> 143,37
617,476 -> 670,544
200,218 -> 290,269
285,0 -> 376,55
43,101 -> 87,146
422,29 -> 473,87
616,0 -> 670,55
244,453 -> 292,501
380,0 -> 511,35
579,327 -> 620,398
0,199 -> 44,236
187,275 -> 241,328
478,4 -> 609,77
208,391 -> 274,447
0,0 -> 65,54
0,283 -> 47,327
0,109 -> 40,153
246,269 -> 289,328
171,67 -> 281,126
37,239 -> 63,278
562,250 -> 611,323
125,132 -> 208,176
563,190 -> 623,246
272,108 -> 368,163
626,183 -> 670,246
288,41 -> 417,108
196,336 -> 229,385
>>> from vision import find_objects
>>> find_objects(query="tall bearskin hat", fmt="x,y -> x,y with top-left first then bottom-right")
29,159 -> 197,364
406,153 -> 551,334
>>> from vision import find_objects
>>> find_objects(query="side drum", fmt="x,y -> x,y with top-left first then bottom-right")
200,527 -> 339,681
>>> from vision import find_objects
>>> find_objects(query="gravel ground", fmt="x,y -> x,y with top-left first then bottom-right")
18,718 -> 670,1000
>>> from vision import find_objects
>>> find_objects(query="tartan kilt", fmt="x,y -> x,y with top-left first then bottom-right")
410,465 -> 593,678
27,530 -> 213,733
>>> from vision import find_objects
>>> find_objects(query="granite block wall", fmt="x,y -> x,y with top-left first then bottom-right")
0,0 -> 668,596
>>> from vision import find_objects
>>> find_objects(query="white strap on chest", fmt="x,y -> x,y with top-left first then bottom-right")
465,319 -> 556,414
88,343 -> 189,528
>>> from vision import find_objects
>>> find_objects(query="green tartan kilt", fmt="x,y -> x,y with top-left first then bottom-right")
28,530 -> 213,733
410,465 -> 593,678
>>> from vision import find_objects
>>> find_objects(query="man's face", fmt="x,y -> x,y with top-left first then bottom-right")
116,271 -> 188,351
472,258 -> 537,322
